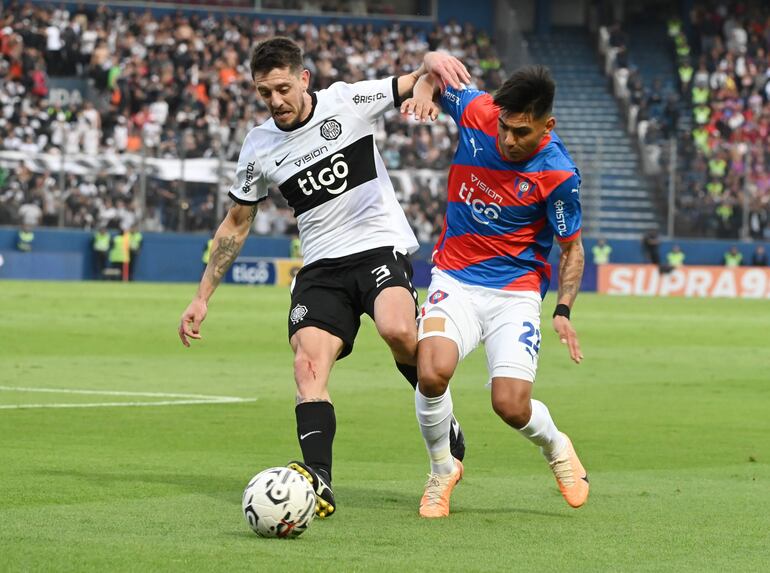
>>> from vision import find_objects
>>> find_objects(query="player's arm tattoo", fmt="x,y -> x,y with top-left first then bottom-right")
558,240 -> 585,307
204,234 -> 242,287
201,204 -> 256,289
247,204 -> 258,223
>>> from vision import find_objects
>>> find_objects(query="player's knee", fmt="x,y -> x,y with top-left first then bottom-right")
417,363 -> 451,397
379,320 -> 415,352
491,395 -> 531,429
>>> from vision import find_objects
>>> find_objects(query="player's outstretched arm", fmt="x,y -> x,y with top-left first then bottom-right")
395,51 -> 470,101
178,203 -> 257,347
553,238 -> 585,364
423,51 -> 471,91
401,74 -> 442,122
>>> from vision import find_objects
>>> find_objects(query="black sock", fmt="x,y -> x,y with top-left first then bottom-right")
395,361 -> 418,389
296,401 -> 336,482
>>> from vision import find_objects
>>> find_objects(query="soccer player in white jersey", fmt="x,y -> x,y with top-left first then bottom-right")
401,65 -> 589,517
178,37 -> 470,518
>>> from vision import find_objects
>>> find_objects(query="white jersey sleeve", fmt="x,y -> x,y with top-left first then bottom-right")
227,132 -> 269,205
330,77 -> 401,123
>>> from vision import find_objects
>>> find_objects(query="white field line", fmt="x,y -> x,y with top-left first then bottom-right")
0,386 -> 256,410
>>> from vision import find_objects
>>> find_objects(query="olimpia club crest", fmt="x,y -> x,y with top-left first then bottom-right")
290,304 -> 308,325
320,119 -> 342,141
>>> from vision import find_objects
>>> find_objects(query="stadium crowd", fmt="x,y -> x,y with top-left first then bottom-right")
0,1 -> 503,239
603,3 -> 770,239
671,3 -> 770,239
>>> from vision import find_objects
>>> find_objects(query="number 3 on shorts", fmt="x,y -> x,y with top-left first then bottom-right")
518,321 -> 541,359
371,264 -> 392,288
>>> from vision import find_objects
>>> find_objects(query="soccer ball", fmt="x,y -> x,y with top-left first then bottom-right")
242,467 -> 316,538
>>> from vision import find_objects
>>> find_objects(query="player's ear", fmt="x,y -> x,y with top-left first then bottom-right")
300,69 -> 310,90
544,115 -> 556,133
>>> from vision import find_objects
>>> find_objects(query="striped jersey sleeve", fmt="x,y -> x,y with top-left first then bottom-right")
439,85 -> 486,125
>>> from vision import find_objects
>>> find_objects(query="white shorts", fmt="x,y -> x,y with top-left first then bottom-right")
418,269 -> 543,383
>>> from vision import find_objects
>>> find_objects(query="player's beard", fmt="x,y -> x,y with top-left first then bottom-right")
274,96 -> 307,129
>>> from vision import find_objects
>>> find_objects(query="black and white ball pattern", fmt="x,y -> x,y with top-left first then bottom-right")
242,467 -> 316,538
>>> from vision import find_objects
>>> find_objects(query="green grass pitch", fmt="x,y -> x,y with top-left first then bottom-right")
1,280 -> 768,572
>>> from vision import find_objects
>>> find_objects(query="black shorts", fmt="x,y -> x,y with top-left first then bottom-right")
288,246 -> 418,360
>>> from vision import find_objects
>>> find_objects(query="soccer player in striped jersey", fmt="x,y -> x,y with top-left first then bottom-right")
401,65 -> 589,517
178,37 -> 471,519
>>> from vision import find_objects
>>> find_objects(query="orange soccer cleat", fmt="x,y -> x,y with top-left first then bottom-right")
418,459 -> 464,518
548,432 -> 589,508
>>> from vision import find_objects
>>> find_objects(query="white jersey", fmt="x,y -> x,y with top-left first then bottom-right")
228,77 -> 419,265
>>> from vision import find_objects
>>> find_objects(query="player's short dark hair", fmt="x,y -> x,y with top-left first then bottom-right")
493,65 -> 555,119
250,37 -> 303,78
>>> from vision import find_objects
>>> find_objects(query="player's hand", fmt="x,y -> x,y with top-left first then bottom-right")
423,51 -> 471,90
553,315 -> 583,364
400,97 -> 440,122
179,298 -> 208,347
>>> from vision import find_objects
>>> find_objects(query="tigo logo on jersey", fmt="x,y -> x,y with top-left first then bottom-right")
429,290 -> 449,304
278,134 -> 378,217
460,175 -> 502,225
290,304 -> 308,324
298,153 -> 349,196
320,119 -> 342,140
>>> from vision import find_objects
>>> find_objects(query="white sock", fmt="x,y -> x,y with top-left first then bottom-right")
415,387 -> 456,475
518,399 -> 568,460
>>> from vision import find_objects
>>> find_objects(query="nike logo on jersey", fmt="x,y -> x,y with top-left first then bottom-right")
581,474 -> 589,484
300,430 -> 322,440
275,152 -> 290,166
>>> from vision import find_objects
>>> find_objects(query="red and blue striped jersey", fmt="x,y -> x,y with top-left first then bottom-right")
433,86 -> 582,298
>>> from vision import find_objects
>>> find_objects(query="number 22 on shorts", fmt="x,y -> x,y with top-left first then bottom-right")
518,321 -> 541,360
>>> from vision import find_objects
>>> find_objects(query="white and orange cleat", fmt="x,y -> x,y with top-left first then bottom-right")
547,432 -> 589,508
419,459 -> 464,518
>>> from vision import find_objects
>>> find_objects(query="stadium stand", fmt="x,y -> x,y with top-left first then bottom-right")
530,26 -> 660,238
0,2 -> 501,240
670,3 -> 770,240
603,3 -> 770,240
3,1 -> 766,243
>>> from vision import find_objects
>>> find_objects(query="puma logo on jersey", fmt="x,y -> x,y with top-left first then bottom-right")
470,137 -> 483,157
